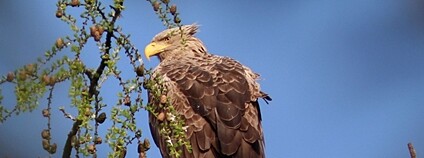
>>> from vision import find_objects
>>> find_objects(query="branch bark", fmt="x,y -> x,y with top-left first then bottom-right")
408,142 -> 417,158
62,4 -> 122,158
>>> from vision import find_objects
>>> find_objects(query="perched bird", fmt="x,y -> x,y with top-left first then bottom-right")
145,24 -> 271,158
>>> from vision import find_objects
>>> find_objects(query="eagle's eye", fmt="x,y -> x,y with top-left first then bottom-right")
162,36 -> 171,42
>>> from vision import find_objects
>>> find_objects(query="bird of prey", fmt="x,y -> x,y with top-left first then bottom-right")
144,24 -> 271,158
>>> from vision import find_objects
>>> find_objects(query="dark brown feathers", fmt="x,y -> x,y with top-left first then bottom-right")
147,25 -> 270,158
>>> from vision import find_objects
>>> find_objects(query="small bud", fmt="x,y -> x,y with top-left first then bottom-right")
152,1 -> 160,12
49,143 -> 57,154
6,72 -> 14,82
88,144 -> 96,154
124,95 -> 131,106
160,95 -> 167,104
55,9 -> 63,18
94,137 -> 102,144
96,112 -> 107,124
90,25 -> 97,37
42,139 -> 50,151
93,31 -> 101,42
135,65 -> 145,77
170,5 -> 177,15
42,75 -> 50,85
173,16 -> 181,24
71,0 -> 80,7
157,112 -> 165,122
90,25 -> 103,41
42,109 -> 50,117
41,129 -> 50,139
96,25 -> 104,35
56,38 -> 64,49
48,76 -> 56,86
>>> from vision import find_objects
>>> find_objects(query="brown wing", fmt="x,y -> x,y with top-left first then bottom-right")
149,56 -> 268,158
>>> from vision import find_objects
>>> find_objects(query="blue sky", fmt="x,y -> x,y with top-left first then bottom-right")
1,0 -> 424,157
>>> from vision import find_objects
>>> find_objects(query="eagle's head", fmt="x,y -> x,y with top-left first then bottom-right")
144,24 -> 208,61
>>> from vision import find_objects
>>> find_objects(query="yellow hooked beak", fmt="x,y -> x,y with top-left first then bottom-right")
144,42 -> 168,60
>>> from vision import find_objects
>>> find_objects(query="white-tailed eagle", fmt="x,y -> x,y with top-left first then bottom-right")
144,24 -> 271,158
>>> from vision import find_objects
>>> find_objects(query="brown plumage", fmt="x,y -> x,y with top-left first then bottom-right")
145,24 -> 271,158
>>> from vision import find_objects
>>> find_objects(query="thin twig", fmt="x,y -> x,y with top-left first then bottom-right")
408,142 -> 417,158
46,86 -> 54,158
59,108 -> 76,121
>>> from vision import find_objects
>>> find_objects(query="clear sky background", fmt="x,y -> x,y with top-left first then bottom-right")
1,0 -> 424,158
